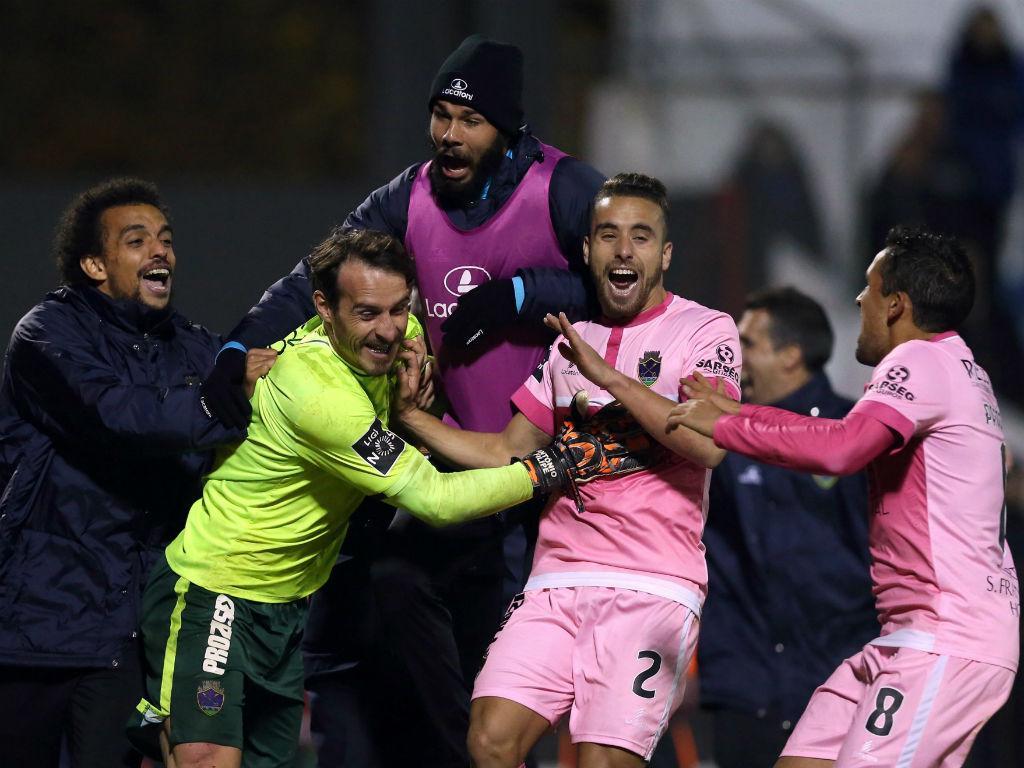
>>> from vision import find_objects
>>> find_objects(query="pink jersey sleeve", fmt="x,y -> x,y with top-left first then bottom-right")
511,344 -> 558,436
713,407 -> 895,475
850,341 -> 949,448
680,313 -> 742,401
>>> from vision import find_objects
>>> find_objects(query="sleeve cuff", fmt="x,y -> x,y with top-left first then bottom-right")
511,275 -> 525,314
511,385 -> 556,437
218,341 -> 248,359
851,400 -> 916,449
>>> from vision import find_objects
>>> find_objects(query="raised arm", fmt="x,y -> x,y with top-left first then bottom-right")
669,401 -> 897,476
546,312 -> 732,468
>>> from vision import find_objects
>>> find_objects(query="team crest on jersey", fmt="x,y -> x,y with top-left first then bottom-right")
197,681 -> 225,716
638,351 -> 662,387
353,419 -> 405,475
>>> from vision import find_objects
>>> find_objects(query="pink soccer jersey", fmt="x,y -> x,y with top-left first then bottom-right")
512,293 -> 741,614
850,332 -> 1018,670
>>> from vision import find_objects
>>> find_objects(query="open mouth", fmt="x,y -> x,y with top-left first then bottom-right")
607,267 -> 639,292
365,341 -> 391,358
141,267 -> 172,294
438,153 -> 471,180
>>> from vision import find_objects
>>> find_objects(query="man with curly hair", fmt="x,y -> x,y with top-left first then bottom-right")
0,178 -> 263,767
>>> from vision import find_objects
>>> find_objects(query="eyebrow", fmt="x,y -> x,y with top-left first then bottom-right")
352,297 -> 410,313
118,223 -> 174,237
594,222 -> 655,234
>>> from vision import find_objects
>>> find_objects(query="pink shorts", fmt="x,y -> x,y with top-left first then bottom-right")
471,586 -> 699,760
783,644 -> 1015,766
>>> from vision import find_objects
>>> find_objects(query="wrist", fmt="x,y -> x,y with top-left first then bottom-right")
602,369 -> 635,397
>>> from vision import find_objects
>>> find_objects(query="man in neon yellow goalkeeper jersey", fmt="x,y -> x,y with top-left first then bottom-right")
129,229 -> 579,768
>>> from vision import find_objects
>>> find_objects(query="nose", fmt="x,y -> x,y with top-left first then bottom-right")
616,234 -> 635,259
151,237 -> 169,258
373,314 -> 400,344
441,120 -> 463,147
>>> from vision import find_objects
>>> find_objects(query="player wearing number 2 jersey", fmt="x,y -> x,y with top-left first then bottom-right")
397,174 -> 741,768
669,226 -> 1018,768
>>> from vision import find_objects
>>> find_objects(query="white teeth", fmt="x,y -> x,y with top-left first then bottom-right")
144,269 -> 170,278
610,269 -> 636,276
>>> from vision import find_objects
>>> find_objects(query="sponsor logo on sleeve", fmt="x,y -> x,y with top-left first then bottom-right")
694,343 -> 740,384
638,351 -> 662,387
886,365 -> 909,383
866,365 -> 916,401
352,419 -> 406,475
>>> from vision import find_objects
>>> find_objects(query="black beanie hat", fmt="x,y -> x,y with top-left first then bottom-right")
428,34 -> 524,136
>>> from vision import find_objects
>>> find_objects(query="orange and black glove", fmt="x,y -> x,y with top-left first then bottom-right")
520,405 -> 660,513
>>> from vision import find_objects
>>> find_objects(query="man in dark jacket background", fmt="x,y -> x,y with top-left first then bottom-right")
0,178 -> 258,767
698,287 -> 877,768
200,34 -> 605,768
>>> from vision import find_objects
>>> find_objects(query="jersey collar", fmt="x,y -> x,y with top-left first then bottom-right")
598,291 -> 673,328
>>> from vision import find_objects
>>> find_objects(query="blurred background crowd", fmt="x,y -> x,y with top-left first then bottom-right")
2,1 -> 1022,766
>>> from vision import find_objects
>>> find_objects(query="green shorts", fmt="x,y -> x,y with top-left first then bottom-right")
129,555 -> 307,766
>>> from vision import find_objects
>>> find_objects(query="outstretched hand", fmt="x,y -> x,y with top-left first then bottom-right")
544,312 -> 619,391
680,371 -> 741,415
665,372 -> 738,438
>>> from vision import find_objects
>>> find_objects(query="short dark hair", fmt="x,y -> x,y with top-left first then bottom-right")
309,228 -> 416,309
745,286 -> 834,372
880,226 -> 975,332
54,178 -> 168,286
593,172 -> 670,226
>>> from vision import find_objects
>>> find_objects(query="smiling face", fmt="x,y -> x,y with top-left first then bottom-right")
584,195 -> 672,319
427,99 -> 506,203
855,249 -> 892,366
314,259 -> 411,376
80,204 -> 175,310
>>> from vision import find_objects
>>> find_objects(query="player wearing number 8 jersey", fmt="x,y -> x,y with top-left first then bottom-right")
669,226 -> 1018,767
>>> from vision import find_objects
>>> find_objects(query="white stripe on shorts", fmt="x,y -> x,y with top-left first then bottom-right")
523,571 -> 703,616
646,609 -> 696,760
895,654 -> 949,768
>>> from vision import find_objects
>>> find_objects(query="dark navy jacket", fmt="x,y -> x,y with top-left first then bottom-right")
229,131 -> 605,348
699,373 -> 877,725
0,287 -> 243,668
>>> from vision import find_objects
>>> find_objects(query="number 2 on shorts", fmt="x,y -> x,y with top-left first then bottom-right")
632,650 -> 662,699
864,686 -> 904,736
